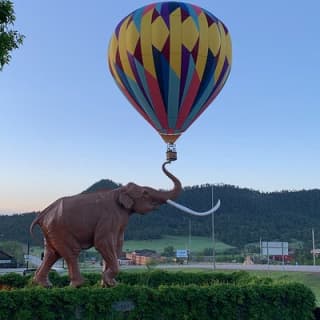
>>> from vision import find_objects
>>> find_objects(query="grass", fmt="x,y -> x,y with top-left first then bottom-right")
30,235 -> 233,255
123,235 -> 234,253
247,270 -> 320,305
178,268 -> 320,306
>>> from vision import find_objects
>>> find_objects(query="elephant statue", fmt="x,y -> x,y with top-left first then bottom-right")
30,161 -> 220,288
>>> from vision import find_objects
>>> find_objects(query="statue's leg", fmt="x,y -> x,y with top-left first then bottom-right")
51,235 -> 84,287
33,244 -> 60,287
95,238 -> 119,287
64,255 -> 84,287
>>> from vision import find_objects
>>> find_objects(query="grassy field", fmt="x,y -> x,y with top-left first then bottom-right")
181,268 -> 320,306
30,235 -> 233,256
123,235 -> 234,253
248,270 -> 320,305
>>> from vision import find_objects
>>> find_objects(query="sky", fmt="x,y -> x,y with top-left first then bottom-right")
1,0 -> 320,214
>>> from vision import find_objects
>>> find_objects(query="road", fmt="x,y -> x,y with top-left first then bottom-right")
1,263 -> 320,275
154,262 -> 320,273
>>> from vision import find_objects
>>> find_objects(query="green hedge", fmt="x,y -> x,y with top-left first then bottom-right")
0,271 -> 316,319
0,283 -> 315,320
0,270 -> 253,288
116,269 -> 253,287
0,272 -> 28,288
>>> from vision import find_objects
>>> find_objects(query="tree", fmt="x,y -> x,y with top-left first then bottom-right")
0,241 -> 24,265
162,246 -> 175,257
0,0 -> 24,70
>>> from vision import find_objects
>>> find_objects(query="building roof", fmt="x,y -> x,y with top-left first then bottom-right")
0,249 -> 13,260
133,249 -> 158,257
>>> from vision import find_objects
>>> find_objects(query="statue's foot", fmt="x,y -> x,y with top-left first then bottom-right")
101,277 -> 117,287
102,269 -> 118,287
32,276 -> 52,288
70,277 -> 85,288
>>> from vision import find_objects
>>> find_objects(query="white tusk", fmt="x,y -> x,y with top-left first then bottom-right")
166,199 -> 221,216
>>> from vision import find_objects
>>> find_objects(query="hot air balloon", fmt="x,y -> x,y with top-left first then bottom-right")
108,1 -> 232,161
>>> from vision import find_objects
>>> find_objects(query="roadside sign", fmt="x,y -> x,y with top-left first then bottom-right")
261,242 -> 288,256
176,249 -> 188,258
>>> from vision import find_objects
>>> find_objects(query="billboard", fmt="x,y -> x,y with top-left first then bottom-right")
176,249 -> 188,258
261,241 -> 288,256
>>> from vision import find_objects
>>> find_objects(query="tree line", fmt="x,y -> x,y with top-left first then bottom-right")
1,180 -> 320,250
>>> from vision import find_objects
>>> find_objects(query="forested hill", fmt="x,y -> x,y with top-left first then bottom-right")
1,180 -> 320,248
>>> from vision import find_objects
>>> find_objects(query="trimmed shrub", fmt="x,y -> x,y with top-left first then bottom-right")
0,271 -> 316,319
0,270 -> 252,289
0,272 -> 28,288
116,269 -> 251,287
0,283 -> 315,320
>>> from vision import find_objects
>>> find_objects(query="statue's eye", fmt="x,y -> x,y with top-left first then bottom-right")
142,190 -> 149,197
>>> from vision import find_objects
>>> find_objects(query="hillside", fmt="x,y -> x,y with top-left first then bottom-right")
0,180 -> 319,249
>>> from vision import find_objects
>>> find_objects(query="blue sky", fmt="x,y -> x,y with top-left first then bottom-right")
1,0 -> 319,214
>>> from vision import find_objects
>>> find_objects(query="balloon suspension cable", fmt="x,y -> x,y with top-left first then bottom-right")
166,143 -> 177,162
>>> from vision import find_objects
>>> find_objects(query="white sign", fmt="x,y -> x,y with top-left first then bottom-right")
261,241 -> 288,256
176,249 -> 188,258
311,249 -> 320,254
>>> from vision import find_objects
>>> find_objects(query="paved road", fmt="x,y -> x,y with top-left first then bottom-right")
1,263 -> 320,275
154,262 -> 320,273
120,262 -> 320,273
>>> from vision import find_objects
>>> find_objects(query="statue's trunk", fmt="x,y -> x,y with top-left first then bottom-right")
148,161 -> 182,202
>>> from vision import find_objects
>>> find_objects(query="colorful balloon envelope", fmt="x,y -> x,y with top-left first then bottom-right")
108,1 -> 232,146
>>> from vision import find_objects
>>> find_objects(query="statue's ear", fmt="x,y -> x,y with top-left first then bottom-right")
118,191 -> 134,210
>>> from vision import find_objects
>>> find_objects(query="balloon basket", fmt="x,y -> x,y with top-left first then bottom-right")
166,144 -> 177,162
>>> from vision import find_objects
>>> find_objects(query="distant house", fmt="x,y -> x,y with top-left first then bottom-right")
126,249 -> 162,265
0,249 -> 17,268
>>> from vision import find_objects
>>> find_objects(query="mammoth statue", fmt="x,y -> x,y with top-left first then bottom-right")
30,161 -> 220,288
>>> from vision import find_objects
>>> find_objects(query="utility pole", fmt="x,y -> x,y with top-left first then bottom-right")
259,237 -> 262,261
312,228 -> 316,266
26,241 -> 30,270
212,186 -> 216,270
188,218 -> 191,252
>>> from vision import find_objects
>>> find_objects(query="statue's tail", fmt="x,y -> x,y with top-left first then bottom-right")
30,200 -> 58,236
30,213 -> 41,236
